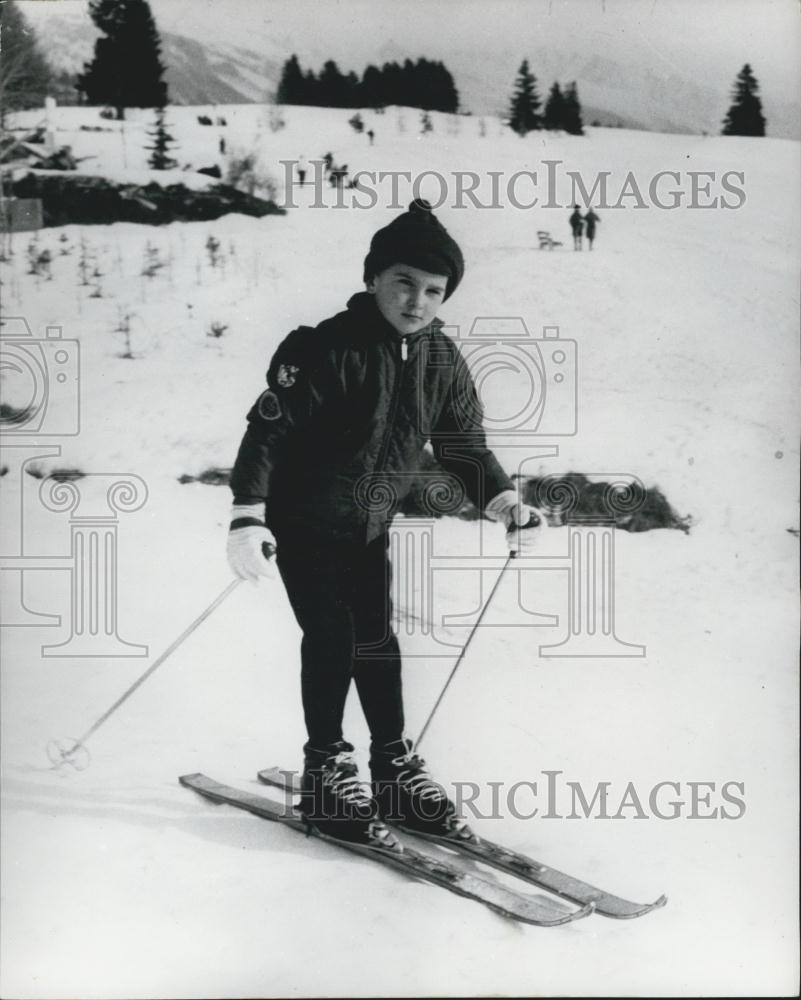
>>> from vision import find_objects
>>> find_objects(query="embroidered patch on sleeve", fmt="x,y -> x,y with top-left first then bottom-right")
257,389 -> 282,421
276,364 -> 300,388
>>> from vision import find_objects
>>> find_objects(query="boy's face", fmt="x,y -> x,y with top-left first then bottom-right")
367,263 -> 448,336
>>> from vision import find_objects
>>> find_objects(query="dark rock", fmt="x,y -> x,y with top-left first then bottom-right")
10,172 -> 286,227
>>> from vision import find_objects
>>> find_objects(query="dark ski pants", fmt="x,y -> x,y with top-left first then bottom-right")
275,530 -> 404,750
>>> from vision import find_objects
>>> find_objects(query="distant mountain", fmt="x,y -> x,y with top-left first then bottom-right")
26,12 -> 276,105
161,34 -> 280,105
22,5 -> 799,139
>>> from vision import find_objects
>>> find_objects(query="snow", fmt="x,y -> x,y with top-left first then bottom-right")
1,104 -> 799,998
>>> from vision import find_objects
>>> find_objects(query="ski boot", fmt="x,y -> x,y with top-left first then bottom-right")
300,740 -> 399,850
370,738 -> 473,840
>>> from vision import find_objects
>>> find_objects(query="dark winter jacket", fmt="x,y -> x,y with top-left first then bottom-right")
230,292 -> 513,543
569,209 -> 584,234
584,210 -> 599,236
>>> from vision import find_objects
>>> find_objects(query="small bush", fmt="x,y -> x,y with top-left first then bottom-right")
178,467 -> 231,485
225,152 -> 278,201
518,472 -> 691,533
0,402 -> 34,425
207,321 -> 228,338
49,468 -> 86,482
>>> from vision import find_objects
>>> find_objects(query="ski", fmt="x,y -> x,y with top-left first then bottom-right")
257,766 -> 667,920
179,773 -> 591,927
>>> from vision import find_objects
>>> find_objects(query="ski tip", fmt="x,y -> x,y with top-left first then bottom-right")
179,772 -> 204,786
258,766 -> 301,794
548,900 -> 595,926
608,893 -> 668,919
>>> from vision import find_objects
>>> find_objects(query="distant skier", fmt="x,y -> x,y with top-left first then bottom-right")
584,208 -> 600,250
329,163 -> 348,189
297,155 -> 307,187
367,128 -> 375,145
226,199 -> 545,847
569,205 -> 584,250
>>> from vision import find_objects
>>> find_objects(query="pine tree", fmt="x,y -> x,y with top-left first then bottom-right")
276,55 -> 304,104
401,59 -> 420,109
383,61 -> 404,106
77,0 -> 168,119
344,71 -> 360,107
721,64 -> 766,137
543,82 -> 566,130
0,0 -> 52,121
562,81 -> 584,135
434,60 -> 459,113
361,64 -> 383,108
302,69 -> 319,106
508,60 -> 541,135
147,106 -> 177,169
318,60 -> 348,107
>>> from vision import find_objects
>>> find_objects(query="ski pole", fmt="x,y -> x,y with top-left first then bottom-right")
415,550 -> 516,752
414,510 -> 544,752
47,576 -> 245,770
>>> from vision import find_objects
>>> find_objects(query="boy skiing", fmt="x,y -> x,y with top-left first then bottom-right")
226,199 -> 543,848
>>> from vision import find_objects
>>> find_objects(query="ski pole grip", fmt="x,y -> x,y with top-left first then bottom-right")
508,510 -> 542,558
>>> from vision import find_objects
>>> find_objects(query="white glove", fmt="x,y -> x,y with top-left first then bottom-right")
485,489 -> 546,556
227,503 -> 276,582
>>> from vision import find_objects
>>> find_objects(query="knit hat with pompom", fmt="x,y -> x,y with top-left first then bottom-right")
363,199 -> 464,300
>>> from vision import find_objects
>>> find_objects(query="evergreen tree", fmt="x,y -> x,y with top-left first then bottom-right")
721,64 -> 766,137
543,82 -> 566,130
318,59 -> 348,107
508,60 -> 541,135
401,59 -> 420,108
361,64 -> 383,108
434,60 -> 459,113
344,71 -> 360,107
276,55 -> 304,104
146,106 -> 177,169
302,69 -> 319,106
383,61 -> 404,106
0,0 -> 52,120
562,81 -> 584,135
77,0 -> 167,119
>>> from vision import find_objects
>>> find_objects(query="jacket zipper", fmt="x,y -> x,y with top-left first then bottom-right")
374,336 -> 407,474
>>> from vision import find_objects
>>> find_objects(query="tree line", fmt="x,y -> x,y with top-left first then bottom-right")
0,0 -> 768,139
277,55 -> 459,113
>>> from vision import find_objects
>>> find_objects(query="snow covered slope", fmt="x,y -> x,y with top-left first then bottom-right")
1,105 -> 798,997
